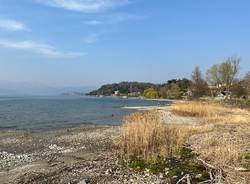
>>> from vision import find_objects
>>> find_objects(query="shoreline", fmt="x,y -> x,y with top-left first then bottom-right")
0,103 -> 172,184
0,96 -> 166,132
1,102 -> 249,183
0,123 -> 120,183
122,105 -> 170,111
0,103 -> 167,134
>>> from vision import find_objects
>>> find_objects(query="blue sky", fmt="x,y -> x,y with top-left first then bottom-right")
0,0 -> 250,88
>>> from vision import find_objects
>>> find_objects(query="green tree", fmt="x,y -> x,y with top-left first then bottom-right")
143,88 -> 159,99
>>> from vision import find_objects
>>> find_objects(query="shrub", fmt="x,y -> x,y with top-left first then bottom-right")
142,88 -> 159,99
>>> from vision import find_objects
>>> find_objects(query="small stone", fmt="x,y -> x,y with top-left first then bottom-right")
78,179 -> 87,184
164,167 -> 169,171
159,173 -> 164,178
105,168 -> 112,175
195,174 -> 202,178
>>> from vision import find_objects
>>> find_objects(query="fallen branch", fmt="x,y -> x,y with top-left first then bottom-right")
197,180 -> 212,184
197,158 -> 216,170
176,174 -> 188,184
187,174 -> 191,184
176,174 -> 192,184
197,158 -> 225,184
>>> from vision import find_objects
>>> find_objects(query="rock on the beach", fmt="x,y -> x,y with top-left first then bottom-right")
78,179 -> 87,184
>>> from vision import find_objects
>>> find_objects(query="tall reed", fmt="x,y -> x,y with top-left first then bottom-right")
119,111 -> 211,161
171,101 -> 250,124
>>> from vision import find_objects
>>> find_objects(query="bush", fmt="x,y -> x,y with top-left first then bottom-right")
142,88 -> 159,99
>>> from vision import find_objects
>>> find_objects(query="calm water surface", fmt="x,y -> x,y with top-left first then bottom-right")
0,96 -> 168,131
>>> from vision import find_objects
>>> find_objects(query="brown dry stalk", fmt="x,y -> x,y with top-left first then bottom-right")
119,111 -> 212,161
171,101 -> 250,124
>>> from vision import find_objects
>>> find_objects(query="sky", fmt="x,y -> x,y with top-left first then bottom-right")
0,0 -> 250,88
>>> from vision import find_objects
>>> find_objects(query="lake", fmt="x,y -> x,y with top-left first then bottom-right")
0,96 -> 168,131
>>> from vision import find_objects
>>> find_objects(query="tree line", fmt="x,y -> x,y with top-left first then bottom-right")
191,56 -> 249,99
86,56 -> 250,100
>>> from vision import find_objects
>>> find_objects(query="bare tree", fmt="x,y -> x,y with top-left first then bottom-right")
167,83 -> 182,99
206,64 -> 221,89
231,79 -> 248,98
244,71 -> 250,95
220,56 -> 240,92
206,56 -> 240,93
191,66 -> 208,98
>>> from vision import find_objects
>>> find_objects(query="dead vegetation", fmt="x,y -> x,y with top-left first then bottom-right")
119,101 -> 250,183
171,101 -> 250,183
171,101 -> 250,124
119,111 -> 213,161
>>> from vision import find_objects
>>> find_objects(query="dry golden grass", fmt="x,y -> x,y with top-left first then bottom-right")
118,101 -> 250,183
171,101 -> 250,124
172,101 -> 250,168
191,133 -> 244,167
189,129 -> 250,183
119,111 -> 213,161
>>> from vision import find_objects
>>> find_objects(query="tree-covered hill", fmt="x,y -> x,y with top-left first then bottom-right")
86,79 -> 192,99
86,82 -> 158,96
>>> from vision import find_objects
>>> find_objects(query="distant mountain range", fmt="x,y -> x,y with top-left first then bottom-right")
0,81 -> 93,96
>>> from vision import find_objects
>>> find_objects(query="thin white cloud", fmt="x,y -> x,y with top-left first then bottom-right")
107,13 -> 147,23
0,18 -> 27,31
36,0 -> 130,13
85,20 -> 103,25
85,13 -> 146,26
0,40 -> 85,58
82,32 -> 103,43
83,13 -> 146,43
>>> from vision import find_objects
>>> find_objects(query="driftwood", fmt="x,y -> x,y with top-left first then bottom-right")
176,174 -> 191,184
187,174 -> 191,184
197,158 -> 224,184
198,180 -> 212,184
197,158 -> 216,170
176,158 -> 225,184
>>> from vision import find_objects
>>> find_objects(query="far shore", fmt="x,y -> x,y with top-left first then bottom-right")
90,94 -> 177,102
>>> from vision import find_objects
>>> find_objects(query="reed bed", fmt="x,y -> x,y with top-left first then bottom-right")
171,101 -> 250,124
119,111 -> 213,161
118,102 -> 250,183
191,133 -> 244,167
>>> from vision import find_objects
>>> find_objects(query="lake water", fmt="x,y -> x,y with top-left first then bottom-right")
0,96 -> 167,131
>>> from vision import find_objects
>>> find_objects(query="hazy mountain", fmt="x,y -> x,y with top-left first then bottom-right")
0,81 -> 93,96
